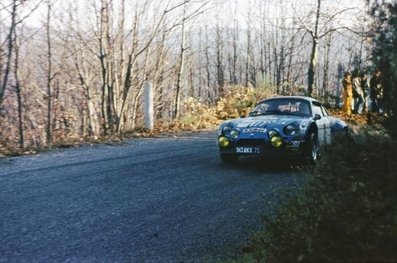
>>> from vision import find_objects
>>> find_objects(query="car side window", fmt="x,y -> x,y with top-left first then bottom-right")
297,101 -> 311,116
312,102 -> 324,117
321,106 -> 329,116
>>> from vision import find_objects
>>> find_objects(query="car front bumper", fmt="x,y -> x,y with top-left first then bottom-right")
218,137 -> 309,157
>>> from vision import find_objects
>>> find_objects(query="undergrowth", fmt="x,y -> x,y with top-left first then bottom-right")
238,127 -> 397,262
1,85 -> 274,156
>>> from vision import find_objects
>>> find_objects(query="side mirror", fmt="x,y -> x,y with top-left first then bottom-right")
314,113 -> 322,120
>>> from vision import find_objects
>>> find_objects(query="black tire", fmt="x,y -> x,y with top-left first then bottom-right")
220,153 -> 238,164
306,132 -> 319,164
342,127 -> 349,137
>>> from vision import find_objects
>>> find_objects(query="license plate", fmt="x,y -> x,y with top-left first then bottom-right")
236,147 -> 261,154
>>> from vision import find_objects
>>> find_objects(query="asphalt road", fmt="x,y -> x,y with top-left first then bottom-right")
0,131 -> 306,262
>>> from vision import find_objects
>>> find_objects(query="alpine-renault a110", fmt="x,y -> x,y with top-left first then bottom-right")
217,96 -> 348,164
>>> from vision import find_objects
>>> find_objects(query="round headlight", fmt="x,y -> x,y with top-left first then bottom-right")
222,125 -> 232,134
271,136 -> 283,147
230,129 -> 240,140
299,124 -> 308,133
268,129 -> 278,138
218,136 -> 230,147
284,124 -> 298,136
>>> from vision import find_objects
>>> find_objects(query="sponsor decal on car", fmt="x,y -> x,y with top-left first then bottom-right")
242,127 -> 267,133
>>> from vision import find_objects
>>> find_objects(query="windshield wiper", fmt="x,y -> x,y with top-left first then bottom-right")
249,110 -> 260,116
263,109 -> 283,115
249,110 -> 282,116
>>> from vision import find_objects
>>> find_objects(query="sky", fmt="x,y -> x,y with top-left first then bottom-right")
193,0 -> 368,30
0,0 -> 368,33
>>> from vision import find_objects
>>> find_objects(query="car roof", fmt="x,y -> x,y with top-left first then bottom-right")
258,95 -> 320,104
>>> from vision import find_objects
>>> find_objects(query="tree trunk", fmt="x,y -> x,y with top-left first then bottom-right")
232,19 -> 238,85
0,0 -> 17,107
307,0 -> 321,97
173,0 -> 188,120
204,25 -> 211,102
215,23 -> 224,96
308,38 -> 318,97
14,32 -> 24,149
245,13 -> 251,87
99,0 -> 114,134
46,0 -> 53,145
322,32 -> 332,103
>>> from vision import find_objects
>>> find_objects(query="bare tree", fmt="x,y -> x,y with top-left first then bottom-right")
0,0 -> 42,107
215,21 -> 224,95
306,0 -> 322,97
173,0 -> 188,120
256,0 -> 269,85
13,24 -> 24,148
204,24 -> 212,101
45,0 -> 55,145
293,0 -> 360,97
0,0 -> 18,107
0,0 -> 43,150
153,17 -> 171,120
231,17 -> 239,85
321,30 -> 333,102
172,0 -> 211,119
245,6 -> 252,87
97,0 -> 114,134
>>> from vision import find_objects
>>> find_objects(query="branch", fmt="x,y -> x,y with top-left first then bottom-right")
321,7 -> 357,27
291,3 -> 314,38
336,26 -> 374,38
15,0 -> 45,26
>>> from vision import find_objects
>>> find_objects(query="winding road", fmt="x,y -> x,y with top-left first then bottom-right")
0,131 -> 305,262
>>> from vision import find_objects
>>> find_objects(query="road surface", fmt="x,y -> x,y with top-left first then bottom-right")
0,131 -> 305,262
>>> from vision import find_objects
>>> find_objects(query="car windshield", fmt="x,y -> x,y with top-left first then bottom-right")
249,99 -> 312,117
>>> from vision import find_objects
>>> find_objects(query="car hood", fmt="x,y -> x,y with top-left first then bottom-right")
230,115 -> 307,129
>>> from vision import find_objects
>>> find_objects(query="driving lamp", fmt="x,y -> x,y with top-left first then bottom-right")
271,136 -> 283,147
218,136 -> 230,147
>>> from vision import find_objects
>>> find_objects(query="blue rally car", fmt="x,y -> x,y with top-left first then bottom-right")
217,96 -> 348,164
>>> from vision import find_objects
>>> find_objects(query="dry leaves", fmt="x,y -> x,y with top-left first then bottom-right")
0,85 -> 381,156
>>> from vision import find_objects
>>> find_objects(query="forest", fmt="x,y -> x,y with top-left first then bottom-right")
0,0 -> 378,151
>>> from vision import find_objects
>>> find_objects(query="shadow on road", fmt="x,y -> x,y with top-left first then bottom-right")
219,155 -> 313,174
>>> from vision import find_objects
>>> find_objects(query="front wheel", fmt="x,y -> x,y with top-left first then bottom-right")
306,132 -> 319,164
220,153 -> 238,164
